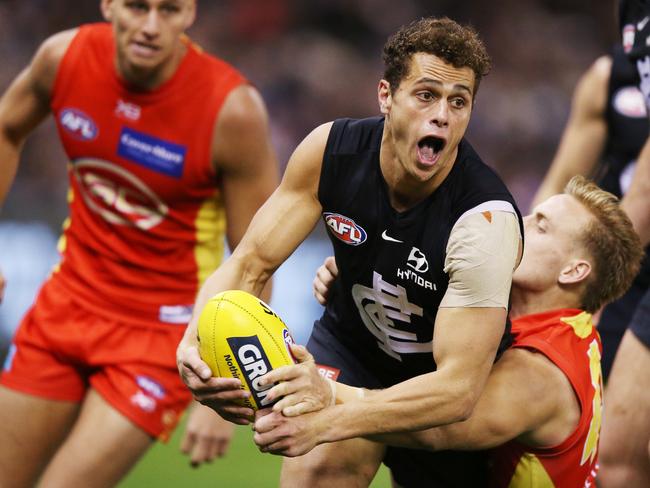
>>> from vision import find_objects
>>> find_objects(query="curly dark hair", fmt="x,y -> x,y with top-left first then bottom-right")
382,17 -> 491,97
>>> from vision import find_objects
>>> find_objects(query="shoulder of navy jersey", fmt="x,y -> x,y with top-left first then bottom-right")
449,139 -> 521,221
610,44 -> 641,89
319,117 -> 384,207
325,117 -> 384,157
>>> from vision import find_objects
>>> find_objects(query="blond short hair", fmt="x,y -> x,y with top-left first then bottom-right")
565,176 -> 644,313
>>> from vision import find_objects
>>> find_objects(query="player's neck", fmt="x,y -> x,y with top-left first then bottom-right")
379,137 -> 455,213
510,286 -> 580,319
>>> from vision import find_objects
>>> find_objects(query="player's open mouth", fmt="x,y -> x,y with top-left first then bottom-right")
417,136 -> 445,165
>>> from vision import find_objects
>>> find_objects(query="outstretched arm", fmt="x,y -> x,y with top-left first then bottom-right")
176,122 -> 332,423
179,83 -> 280,464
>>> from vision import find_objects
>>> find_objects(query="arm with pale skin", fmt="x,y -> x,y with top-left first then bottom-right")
180,83 -> 280,464
176,122 -> 331,425
530,56 -> 610,210
253,212 -> 521,457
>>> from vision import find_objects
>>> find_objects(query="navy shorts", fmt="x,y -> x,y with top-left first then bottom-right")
599,281 -> 647,380
307,321 -> 488,488
629,288 -> 650,348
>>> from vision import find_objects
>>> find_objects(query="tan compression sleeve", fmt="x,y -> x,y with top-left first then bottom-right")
440,208 -> 521,309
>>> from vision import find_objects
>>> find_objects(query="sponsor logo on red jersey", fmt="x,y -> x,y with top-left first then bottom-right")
324,212 -> 367,246
117,127 -> 186,179
60,108 -> 98,141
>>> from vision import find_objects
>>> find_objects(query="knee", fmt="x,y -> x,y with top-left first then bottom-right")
282,455 -> 376,487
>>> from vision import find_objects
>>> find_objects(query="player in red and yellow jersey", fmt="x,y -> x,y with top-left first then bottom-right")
487,310 -> 602,487
256,176 -> 642,487
0,1 -> 278,487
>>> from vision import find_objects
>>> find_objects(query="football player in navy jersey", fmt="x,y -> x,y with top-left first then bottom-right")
595,2 -> 650,486
303,177 -> 642,488
531,45 -> 648,384
178,17 -> 523,487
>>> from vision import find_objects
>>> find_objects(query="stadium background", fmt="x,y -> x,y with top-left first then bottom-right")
0,0 -> 619,486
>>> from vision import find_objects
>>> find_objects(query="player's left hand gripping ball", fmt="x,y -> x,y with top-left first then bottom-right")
197,290 -> 297,411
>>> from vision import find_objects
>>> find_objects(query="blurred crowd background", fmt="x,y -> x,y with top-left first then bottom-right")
0,0 -> 620,351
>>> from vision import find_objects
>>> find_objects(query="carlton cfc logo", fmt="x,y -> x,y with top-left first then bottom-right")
324,212 -> 367,246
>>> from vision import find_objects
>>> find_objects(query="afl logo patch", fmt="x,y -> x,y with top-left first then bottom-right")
59,108 -> 98,141
613,86 -> 647,118
324,212 -> 367,246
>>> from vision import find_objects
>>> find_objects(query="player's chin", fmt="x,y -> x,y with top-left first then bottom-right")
410,163 -> 439,183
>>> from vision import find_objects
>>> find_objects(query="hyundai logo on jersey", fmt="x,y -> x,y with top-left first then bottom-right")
324,212 -> 367,246
117,127 -> 187,178
60,108 -> 98,141
407,247 -> 429,273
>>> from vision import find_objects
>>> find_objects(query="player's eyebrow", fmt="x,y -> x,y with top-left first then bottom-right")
415,77 -> 473,96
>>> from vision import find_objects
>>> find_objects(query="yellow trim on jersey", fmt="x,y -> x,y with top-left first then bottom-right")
581,339 -> 602,465
508,453 -> 555,487
560,311 -> 593,339
53,187 -> 75,275
194,193 -> 225,287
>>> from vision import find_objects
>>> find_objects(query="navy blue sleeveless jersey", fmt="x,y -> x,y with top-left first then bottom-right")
315,116 -> 522,387
601,45 -> 650,288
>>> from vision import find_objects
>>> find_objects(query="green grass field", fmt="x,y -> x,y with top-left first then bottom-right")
119,415 -> 391,487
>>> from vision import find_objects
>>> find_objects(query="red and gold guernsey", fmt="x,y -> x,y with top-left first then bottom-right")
490,309 -> 602,488
49,23 -> 246,327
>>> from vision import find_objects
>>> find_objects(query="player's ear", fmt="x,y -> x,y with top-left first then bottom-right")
100,0 -> 114,22
558,259 -> 591,285
378,80 -> 392,114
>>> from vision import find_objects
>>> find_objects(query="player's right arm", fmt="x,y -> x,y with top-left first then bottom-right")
0,29 -> 76,208
176,122 -> 332,424
366,347 -> 580,451
530,55 -> 611,210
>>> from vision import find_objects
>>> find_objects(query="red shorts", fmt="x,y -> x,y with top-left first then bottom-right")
0,279 -> 192,441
